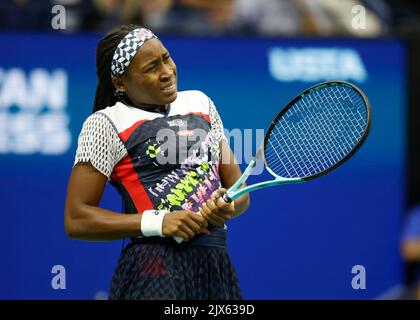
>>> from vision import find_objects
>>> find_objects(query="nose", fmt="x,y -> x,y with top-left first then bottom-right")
159,63 -> 173,81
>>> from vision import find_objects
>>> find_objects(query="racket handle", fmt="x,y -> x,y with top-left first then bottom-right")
222,193 -> 233,203
174,236 -> 183,243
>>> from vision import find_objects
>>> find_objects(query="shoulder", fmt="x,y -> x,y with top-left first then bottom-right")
91,102 -> 156,134
81,111 -> 114,130
77,109 -> 117,138
94,102 -> 125,126
172,90 -> 212,114
177,90 -> 210,102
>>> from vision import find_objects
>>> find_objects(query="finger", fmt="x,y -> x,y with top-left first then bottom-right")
199,208 -> 208,220
211,213 -> 226,225
174,230 -> 190,241
200,210 -> 214,227
208,199 -> 231,218
206,199 -> 221,214
200,206 -> 222,226
184,217 -> 203,234
213,212 -> 231,222
211,188 -> 227,200
199,206 -> 212,221
201,204 -> 225,224
179,224 -> 195,239
215,196 -> 231,211
187,211 -> 206,225
206,212 -> 226,226
200,204 -> 212,218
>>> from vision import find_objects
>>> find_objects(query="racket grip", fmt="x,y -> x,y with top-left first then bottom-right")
222,193 -> 233,203
174,236 -> 183,243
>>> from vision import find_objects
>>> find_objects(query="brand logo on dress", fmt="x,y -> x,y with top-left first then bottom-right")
167,119 -> 185,127
177,130 -> 194,136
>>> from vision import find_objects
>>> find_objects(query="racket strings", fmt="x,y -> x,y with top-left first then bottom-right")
326,86 -> 367,150
324,88 -> 363,152
268,87 -> 366,176
268,86 -> 367,176
306,90 -> 352,161
265,85 -> 368,178
282,108 -> 328,172
266,99 -> 338,176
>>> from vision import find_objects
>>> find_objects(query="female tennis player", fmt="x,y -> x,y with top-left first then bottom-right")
64,24 -> 250,300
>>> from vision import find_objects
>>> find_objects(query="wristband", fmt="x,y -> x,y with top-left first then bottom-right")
140,210 -> 167,237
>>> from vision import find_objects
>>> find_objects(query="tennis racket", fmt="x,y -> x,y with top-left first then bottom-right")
222,80 -> 371,203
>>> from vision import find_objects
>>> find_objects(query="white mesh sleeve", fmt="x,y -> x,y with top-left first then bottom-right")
209,98 -> 227,143
73,112 -> 127,179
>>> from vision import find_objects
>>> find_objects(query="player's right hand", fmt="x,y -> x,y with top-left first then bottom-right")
162,210 -> 210,241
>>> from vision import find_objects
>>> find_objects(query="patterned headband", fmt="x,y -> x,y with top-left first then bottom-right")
110,28 -> 157,77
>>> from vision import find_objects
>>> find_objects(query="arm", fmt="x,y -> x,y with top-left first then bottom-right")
64,163 -> 142,241
64,162 -> 208,241
200,140 -> 250,226
219,139 -> 250,218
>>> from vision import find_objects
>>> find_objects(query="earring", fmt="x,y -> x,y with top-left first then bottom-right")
114,90 -> 125,100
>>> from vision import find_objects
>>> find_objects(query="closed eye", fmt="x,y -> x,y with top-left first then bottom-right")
144,63 -> 157,72
143,53 -> 171,72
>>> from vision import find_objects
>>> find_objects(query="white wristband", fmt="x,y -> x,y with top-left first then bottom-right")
140,210 -> 167,237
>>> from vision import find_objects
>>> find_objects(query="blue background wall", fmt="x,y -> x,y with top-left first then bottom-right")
0,33 -> 406,299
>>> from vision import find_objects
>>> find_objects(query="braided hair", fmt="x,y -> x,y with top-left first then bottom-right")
92,24 -> 143,113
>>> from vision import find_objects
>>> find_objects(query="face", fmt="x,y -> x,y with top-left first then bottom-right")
112,38 -> 177,107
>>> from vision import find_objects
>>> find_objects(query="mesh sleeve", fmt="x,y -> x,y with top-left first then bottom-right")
73,113 -> 127,179
209,98 -> 227,143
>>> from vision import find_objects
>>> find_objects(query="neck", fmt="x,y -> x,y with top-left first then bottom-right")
119,94 -> 168,113
146,104 -> 167,113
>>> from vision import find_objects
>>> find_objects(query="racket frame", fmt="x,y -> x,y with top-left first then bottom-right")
223,80 -> 371,202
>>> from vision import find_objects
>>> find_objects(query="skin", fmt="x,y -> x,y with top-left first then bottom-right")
65,38 -> 249,241
402,240 -> 420,300
402,240 -> 420,261
112,38 -> 178,110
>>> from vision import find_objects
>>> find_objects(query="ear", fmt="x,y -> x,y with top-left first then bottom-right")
111,76 -> 126,93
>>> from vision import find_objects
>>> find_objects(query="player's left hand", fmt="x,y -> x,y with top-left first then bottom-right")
200,188 -> 235,227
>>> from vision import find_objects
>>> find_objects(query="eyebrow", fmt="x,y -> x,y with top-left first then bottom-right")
142,52 -> 170,69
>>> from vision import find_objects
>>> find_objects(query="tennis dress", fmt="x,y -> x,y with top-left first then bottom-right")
73,90 -> 242,300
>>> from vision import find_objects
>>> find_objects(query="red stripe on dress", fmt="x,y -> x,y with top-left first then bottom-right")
119,119 -> 148,143
186,112 -> 210,123
112,155 -> 154,213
